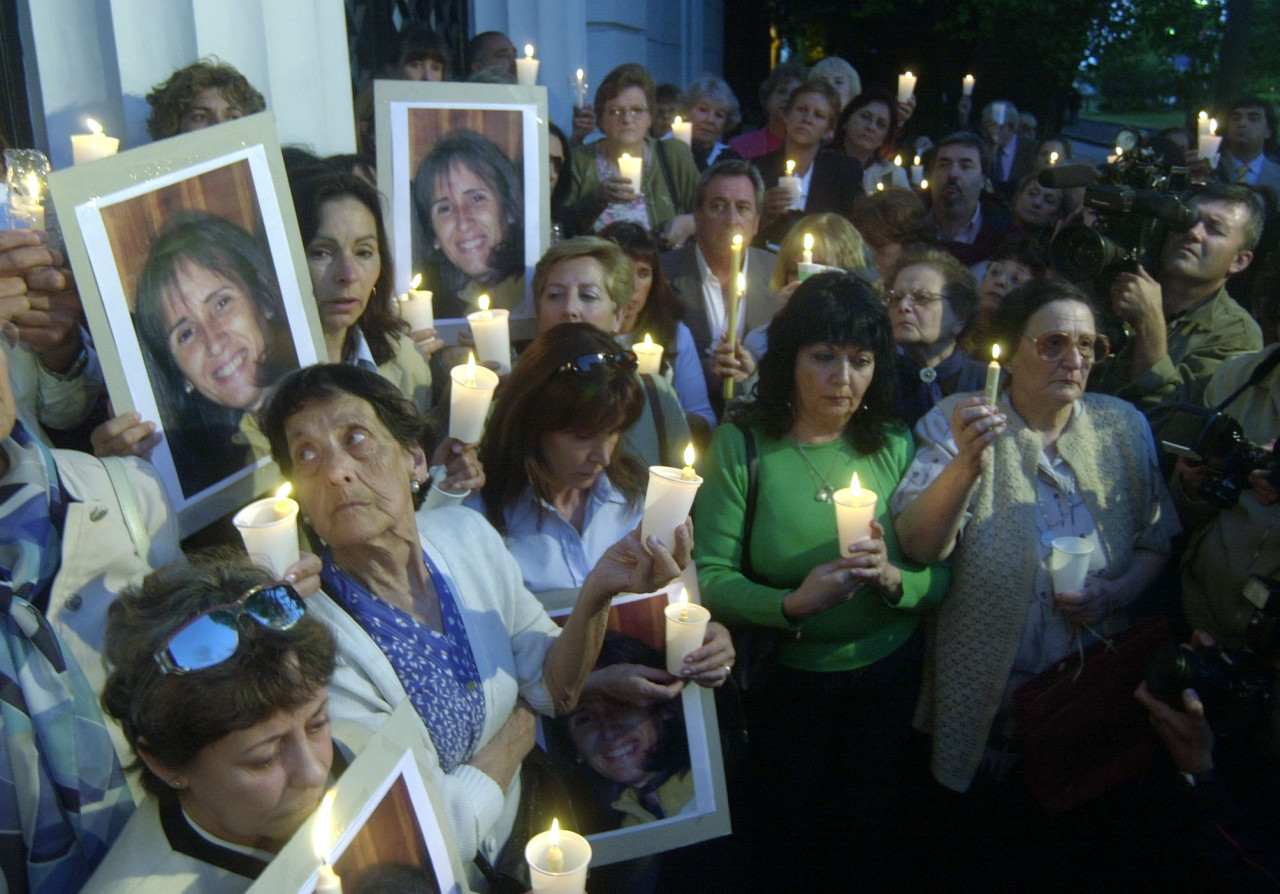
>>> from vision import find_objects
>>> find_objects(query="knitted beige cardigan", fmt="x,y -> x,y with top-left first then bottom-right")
914,391 -> 1155,792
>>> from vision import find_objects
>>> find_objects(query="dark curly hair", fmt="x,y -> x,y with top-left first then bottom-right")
737,273 -> 899,455
145,58 -> 265,140
598,221 -> 684,367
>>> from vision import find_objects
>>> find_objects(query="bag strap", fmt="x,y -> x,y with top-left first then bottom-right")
734,422 -> 759,582
642,373 -> 670,466
101,456 -> 150,561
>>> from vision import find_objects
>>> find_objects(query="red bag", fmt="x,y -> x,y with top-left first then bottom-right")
1013,617 -> 1173,815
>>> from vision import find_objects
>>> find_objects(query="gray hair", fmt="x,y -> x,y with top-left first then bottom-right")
681,73 -> 742,135
810,57 -> 861,99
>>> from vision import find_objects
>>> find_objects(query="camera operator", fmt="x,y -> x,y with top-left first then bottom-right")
1092,183 -> 1264,433
1135,631 -> 1280,892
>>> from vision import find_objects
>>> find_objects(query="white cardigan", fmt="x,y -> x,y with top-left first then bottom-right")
308,506 -> 561,877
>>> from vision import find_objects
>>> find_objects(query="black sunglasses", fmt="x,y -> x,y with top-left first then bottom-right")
554,351 -> 638,377
153,582 -> 307,675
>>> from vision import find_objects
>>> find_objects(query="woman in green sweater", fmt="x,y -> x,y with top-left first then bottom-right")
693,273 -> 948,891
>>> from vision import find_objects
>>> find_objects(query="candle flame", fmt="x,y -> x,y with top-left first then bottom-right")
904,71 -> 913,79
803,232 -> 814,251
913,155 -> 922,166
576,68 -> 584,80
525,44 -> 535,57
876,182 -> 885,191
684,443 -> 696,467
275,482 -> 292,501
991,344 -> 1001,361
24,173 -> 39,201
731,234 -> 743,249
1049,151 -> 1059,164
313,790 -> 336,862
785,159 -> 795,175
677,585 -> 689,608
1209,118 -> 1218,135
86,117 -> 104,136
1199,110 -> 1209,121
550,817 -> 561,846
893,154 -> 903,167
410,273 -> 422,290
619,152 -> 632,164
643,332 -> 654,347
478,294 -> 490,312
850,472 -> 862,495
465,352 -> 477,386
920,178 -> 929,189
965,74 -> 974,81
673,116 -> 682,126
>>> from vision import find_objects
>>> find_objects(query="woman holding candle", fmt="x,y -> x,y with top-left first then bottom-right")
694,273 -> 948,890
260,362 -> 688,888
891,280 -> 1176,833
562,63 -> 700,246
412,129 -> 526,318
836,89 -> 910,195
291,167 -> 438,413
85,550 -> 343,892
680,74 -> 744,172
600,221 -> 715,430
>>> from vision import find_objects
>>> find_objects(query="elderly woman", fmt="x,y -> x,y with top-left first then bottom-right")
145,58 -> 265,140
1010,173 -> 1066,236
413,129 -> 526,316
892,279 -> 1178,799
85,551 -> 338,892
291,167 -> 435,411
681,74 -> 744,172
694,274 -> 948,889
961,235 -> 1048,360
727,62 -> 808,160
850,187 -> 935,281
809,56 -> 861,112
260,363 -> 684,885
889,248 -> 988,428
562,63 -> 700,244
837,89 -> 909,194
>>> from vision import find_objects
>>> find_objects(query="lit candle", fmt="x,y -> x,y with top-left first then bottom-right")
233,483 -> 300,577
897,70 -> 917,104
634,332 -> 664,375
911,154 -> 924,185
724,271 -> 744,400
876,181 -> 885,191
984,344 -> 1002,406
515,43 -> 540,86
798,232 -> 823,282
399,273 -> 434,333
962,74 -> 975,96
525,819 -> 591,893
833,472 -> 878,556
681,443 -> 697,481
641,460 -> 703,550
449,352 -> 500,443
313,790 -> 342,894
664,584 -> 711,675
467,294 -> 511,374
919,178 -> 929,190
70,117 -> 120,165
1199,118 -> 1221,166
1197,110 -> 1213,142
670,115 -> 692,147
617,152 -> 643,194
11,172 -> 45,231
779,158 -> 802,209
575,68 -> 587,108
1049,151 -> 1059,165
802,232 -> 814,266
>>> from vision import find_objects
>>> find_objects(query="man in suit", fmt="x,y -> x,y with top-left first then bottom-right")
982,100 -> 1036,201
661,160 -> 777,408
1218,95 -> 1280,197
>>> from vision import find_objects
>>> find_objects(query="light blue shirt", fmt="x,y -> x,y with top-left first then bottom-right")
467,476 -> 642,594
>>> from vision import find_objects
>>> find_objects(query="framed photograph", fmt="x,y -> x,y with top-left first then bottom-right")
535,583 -> 732,866
250,701 -> 471,894
49,114 -> 326,536
376,81 -> 548,338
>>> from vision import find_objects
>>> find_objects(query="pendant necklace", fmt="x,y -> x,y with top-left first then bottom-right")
793,440 -> 843,502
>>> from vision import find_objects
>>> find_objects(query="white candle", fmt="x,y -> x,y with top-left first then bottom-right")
525,821 -> 591,893
664,586 -> 711,675
467,295 -> 511,374
575,68 -> 587,108
670,115 -> 692,147
449,353 -> 500,443
312,790 -> 342,894
962,74 -> 975,96
833,472 -> 878,556
984,344 -> 1002,405
634,332 -> 664,375
641,461 -> 703,550
779,158 -> 802,209
12,173 -> 44,230
1197,111 -> 1214,142
617,153 -> 643,194
911,154 -> 924,185
802,232 -> 814,265
897,71 -> 917,104
991,102 -> 1007,125
1049,151 -> 1059,165
1199,134 -> 1222,167
399,273 -> 434,332
70,117 -> 120,165
515,44 -> 540,86
232,483 -> 300,577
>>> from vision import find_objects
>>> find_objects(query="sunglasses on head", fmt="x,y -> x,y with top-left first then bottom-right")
154,582 -> 306,675
1022,331 -> 1111,363
554,350 -> 638,377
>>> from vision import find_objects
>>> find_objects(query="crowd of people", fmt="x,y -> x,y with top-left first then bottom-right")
3,23 -> 1280,894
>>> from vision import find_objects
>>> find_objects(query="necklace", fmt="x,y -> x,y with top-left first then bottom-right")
792,440 -> 843,502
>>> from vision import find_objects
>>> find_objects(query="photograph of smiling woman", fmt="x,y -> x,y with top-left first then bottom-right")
412,128 -> 525,318
134,212 -> 299,497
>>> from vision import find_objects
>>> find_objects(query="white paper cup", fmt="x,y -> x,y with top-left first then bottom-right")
1050,536 -> 1095,594
233,497 -> 300,577
399,291 -> 434,332
640,466 -> 702,550
448,364 -> 500,444
526,828 -> 591,893
467,308 -> 511,375
664,601 -> 711,675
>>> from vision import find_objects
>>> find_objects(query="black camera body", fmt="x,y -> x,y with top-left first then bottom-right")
1159,404 -> 1280,508
1145,641 -> 1275,741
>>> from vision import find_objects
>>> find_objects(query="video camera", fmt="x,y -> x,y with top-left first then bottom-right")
1159,404 -> 1280,509
1145,639 -> 1275,741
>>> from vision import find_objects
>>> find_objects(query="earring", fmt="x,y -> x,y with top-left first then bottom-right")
183,380 -> 194,395
170,777 -> 186,789
410,478 -> 421,494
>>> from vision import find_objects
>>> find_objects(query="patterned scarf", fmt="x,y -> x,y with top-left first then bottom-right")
0,423 -> 135,892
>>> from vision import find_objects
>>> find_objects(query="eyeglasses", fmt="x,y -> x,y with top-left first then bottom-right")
883,289 -> 945,308
154,582 -> 307,675
1022,331 -> 1111,362
605,106 -> 649,120
554,351 -> 638,377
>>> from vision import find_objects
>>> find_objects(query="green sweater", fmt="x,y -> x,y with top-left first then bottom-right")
693,422 -> 949,672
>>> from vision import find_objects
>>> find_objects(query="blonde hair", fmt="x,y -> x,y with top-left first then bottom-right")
771,213 -> 870,292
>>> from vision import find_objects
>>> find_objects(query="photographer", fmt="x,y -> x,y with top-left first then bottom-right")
1135,631 -> 1280,892
1092,184 -> 1264,433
